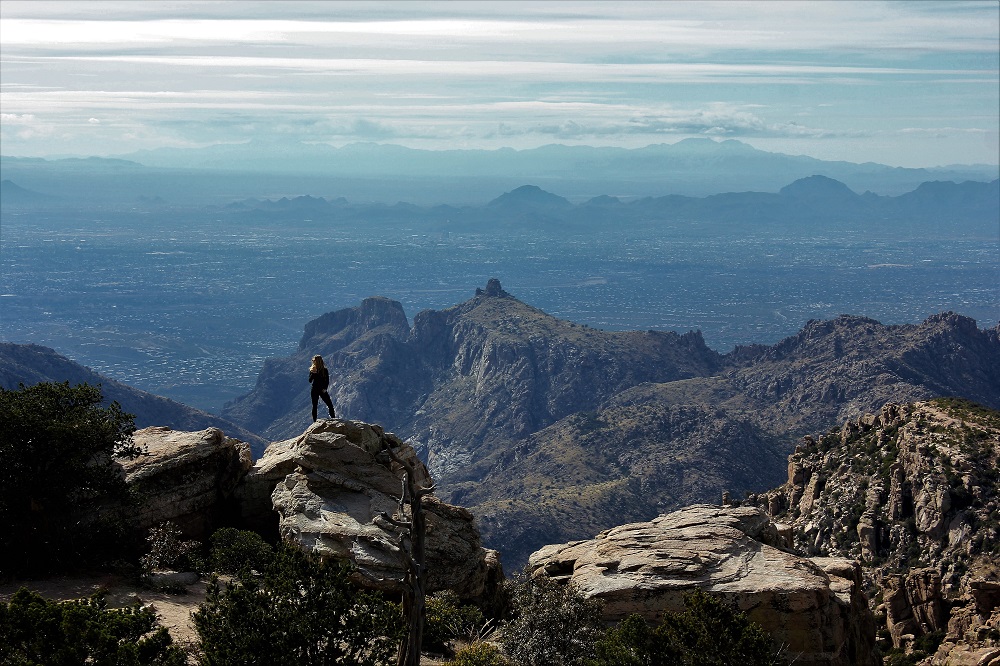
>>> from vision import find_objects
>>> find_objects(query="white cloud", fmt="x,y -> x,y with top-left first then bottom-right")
0,113 -> 37,125
1,3 -> 996,54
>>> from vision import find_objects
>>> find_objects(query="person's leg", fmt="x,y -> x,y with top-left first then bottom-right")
311,391 -> 320,421
321,391 -> 335,418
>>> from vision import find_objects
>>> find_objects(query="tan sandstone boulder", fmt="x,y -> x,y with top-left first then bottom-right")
119,426 -> 252,539
529,504 -> 877,666
240,419 -> 490,599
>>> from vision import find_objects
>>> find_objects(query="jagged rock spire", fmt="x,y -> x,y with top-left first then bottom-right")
476,278 -> 508,298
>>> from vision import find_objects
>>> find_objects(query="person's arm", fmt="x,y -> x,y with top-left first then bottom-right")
309,370 -> 316,384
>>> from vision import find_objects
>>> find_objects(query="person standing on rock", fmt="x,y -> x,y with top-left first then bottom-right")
308,355 -> 336,421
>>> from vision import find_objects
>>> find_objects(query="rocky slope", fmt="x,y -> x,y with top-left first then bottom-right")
0,342 -> 264,450
749,399 -> 1000,665
221,282 -> 999,568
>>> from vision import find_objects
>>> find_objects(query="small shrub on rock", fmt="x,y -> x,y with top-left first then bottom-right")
424,589 -> 488,653
448,641 -> 511,666
141,521 -> 204,573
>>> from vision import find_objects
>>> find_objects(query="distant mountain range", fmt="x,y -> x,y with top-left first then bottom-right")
192,176 -> 1000,236
0,343 -> 264,450
5,170 -> 995,238
3,139 -> 997,204
115,138 -> 999,195
220,281 -> 1000,567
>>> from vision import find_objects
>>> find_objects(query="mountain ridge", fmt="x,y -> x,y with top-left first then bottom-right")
220,282 -> 1000,567
0,342 -> 265,450
4,140 -> 997,204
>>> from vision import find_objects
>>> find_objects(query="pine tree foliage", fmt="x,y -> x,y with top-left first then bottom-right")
193,543 -> 401,666
497,574 -> 605,666
0,587 -> 186,666
590,589 -> 786,666
0,382 -> 139,574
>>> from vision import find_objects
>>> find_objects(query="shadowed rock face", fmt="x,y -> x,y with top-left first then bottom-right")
238,419 -> 492,599
529,504 -> 878,666
119,426 -> 253,540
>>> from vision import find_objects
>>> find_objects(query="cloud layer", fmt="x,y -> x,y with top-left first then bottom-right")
1,1 -> 997,166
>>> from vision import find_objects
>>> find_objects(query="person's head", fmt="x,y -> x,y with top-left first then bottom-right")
310,355 -> 325,372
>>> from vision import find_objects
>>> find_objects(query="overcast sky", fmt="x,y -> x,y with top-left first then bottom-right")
1,0 -> 997,167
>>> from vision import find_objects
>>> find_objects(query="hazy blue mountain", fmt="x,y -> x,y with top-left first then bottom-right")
487,184 -> 573,209
208,176 -> 998,236
4,140 -> 997,205
0,179 -> 56,207
113,138 -> 999,196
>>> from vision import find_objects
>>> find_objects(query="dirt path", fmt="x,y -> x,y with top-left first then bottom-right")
0,574 -> 206,658
1,575 -> 449,664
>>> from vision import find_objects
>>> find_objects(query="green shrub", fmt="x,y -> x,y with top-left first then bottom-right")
0,382 -> 140,575
141,521 -> 204,573
208,527 -> 274,575
497,574 -> 605,666
591,590 -> 785,666
0,587 -> 186,665
193,543 -> 400,666
424,590 -> 488,653
448,641 -> 511,666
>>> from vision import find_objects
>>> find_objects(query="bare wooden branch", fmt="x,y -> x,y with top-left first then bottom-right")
379,434 -> 430,666
378,512 -> 410,529
415,484 -> 437,498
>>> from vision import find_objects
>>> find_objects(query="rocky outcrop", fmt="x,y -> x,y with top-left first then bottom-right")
239,419 -> 491,599
119,426 -> 252,540
116,419 -> 494,602
750,399 -> 1000,663
529,504 -> 877,666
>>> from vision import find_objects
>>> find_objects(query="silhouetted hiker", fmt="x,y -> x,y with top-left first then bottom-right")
308,354 -> 336,421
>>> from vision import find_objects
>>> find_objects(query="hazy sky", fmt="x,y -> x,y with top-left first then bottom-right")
1,1 -> 997,167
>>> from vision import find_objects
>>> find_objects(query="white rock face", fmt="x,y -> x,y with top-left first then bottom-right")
529,504 -> 877,666
243,419 -> 489,598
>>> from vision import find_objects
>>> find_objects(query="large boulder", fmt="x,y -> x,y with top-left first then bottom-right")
119,426 -> 252,539
529,504 -> 877,666
239,419 -> 490,599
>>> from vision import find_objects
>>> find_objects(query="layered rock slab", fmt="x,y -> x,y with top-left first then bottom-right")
239,419 -> 489,598
120,426 -> 252,539
529,504 -> 876,666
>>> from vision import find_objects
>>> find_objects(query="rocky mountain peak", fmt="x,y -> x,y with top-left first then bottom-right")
298,296 -> 409,351
476,277 -> 508,298
749,399 -> 1000,663
920,310 -> 982,336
